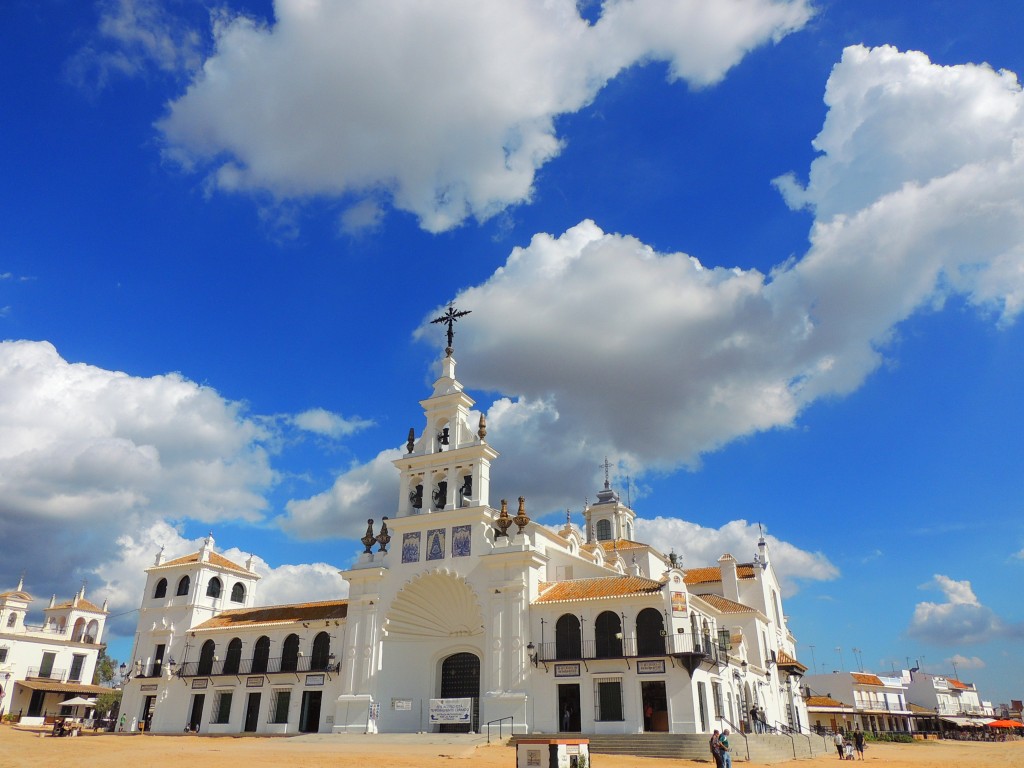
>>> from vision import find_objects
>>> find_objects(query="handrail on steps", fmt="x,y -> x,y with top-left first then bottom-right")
717,716 -> 750,761
486,716 -> 514,744
769,720 -> 798,758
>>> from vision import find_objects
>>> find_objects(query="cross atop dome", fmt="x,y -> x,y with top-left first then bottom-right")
431,303 -> 471,357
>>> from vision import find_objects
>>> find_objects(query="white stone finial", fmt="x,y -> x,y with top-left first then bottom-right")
200,532 -> 214,562
245,553 -> 255,572
16,572 -> 24,592
49,594 -> 56,609
155,546 -> 165,566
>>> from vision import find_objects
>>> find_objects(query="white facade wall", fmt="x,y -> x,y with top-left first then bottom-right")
117,351 -> 810,738
0,588 -> 107,721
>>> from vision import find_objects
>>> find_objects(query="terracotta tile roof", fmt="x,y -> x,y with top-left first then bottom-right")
806,696 -> 847,708
49,599 -> 107,614
851,672 -> 885,686
947,678 -> 970,690
693,593 -> 753,614
598,539 -> 647,552
777,649 -> 808,672
159,550 -> 251,575
909,703 -> 936,714
534,576 -> 664,604
191,599 -> 348,630
683,565 -> 756,585
0,590 -> 32,600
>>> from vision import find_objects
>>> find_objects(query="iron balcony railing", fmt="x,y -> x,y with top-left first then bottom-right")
177,654 -> 340,678
535,632 -> 726,664
26,666 -> 67,681
854,700 -> 909,713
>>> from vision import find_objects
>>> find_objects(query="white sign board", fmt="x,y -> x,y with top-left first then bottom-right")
428,697 -> 472,724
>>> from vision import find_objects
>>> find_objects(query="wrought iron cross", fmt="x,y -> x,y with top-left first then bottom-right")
600,456 -> 613,489
431,303 -> 471,356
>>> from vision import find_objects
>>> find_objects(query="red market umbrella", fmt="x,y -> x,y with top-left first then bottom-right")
986,720 -> 1022,728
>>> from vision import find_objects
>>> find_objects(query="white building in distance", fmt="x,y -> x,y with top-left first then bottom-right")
0,578 -> 109,723
119,346 -> 810,737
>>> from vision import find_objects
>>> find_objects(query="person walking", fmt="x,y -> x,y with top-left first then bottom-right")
750,705 -> 760,734
720,728 -> 733,768
833,731 -> 845,759
709,729 -> 723,768
853,727 -> 865,760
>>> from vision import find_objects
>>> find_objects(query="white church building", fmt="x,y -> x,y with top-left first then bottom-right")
119,344 -> 809,737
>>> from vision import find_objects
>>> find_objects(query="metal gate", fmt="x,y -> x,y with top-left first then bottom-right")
439,652 -> 479,733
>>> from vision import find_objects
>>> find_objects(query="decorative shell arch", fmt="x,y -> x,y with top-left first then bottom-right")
383,568 -> 484,641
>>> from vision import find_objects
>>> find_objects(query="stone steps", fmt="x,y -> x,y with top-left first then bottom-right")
510,733 -> 833,762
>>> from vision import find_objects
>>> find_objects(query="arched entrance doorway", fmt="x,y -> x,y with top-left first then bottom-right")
439,652 -> 480,733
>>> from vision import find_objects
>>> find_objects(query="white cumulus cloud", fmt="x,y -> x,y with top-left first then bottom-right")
907,575 -> 1023,645
157,0 -> 811,231
289,407 -> 373,439
636,517 -> 838,595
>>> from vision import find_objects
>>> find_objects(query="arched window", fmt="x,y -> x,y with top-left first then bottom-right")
206,577 -> 222,598
224,637 -> 242,675
771,589 -> 781,626
595,611 -> 623,658
251,636 -> 270,674
57,617 -> 66,632
153,578 -> 168,598
198,639 -> 216,676
71,618 -> 86,642
555,614 -> 582,660
85,620 -> 99,644
230,582 -> 246,603
636,607 -> 665,656
595,519 -> 612,541
176,575 -> 190,596
281,634 -> 300,672
311,632 -> 331,670
7,613 -> 17,627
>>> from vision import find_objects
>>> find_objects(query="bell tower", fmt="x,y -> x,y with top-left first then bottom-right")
393,351 -> 498,516
583,458 -> 637,543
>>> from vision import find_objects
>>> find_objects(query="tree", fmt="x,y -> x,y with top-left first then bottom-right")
93,648 -> 118,686
94,690 -> 122,719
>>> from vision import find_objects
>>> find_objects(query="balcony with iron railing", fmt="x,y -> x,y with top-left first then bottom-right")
26,666 -> 67,681
534,631 -> 726,665
176,654 -> 339,678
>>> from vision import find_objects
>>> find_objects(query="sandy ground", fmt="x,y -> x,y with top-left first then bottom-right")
0,727 -> 1021,768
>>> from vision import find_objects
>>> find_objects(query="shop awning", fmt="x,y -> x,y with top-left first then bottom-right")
15,680 -> 112,696
940,716 -> 988,728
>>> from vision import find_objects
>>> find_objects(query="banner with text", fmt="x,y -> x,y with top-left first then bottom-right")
428,697 -> 472,724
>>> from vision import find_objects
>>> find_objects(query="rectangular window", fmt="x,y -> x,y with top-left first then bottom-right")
593,678 -> 623,721
270,690 -> 291,724
0,647 -> 8,663
212,691 -> 232,724
697,682 -> 708,732
69,654 -> 86,682
712,682 -> 724,718
152,644 -> 165,677
39,651 -> 56,678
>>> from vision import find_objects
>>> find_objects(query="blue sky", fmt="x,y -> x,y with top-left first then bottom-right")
2,0 -> 1022,704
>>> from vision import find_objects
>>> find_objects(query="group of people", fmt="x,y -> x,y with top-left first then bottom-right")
749,705 -> 770,733
833,728 -> 866,760
709,728 -> 733,768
